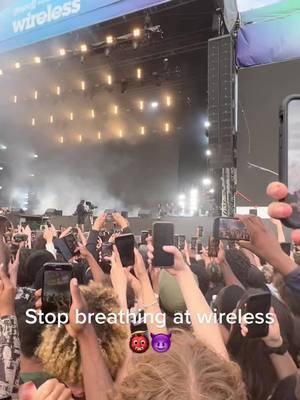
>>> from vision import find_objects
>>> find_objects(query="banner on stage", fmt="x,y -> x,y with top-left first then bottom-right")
0,0 -> 170,54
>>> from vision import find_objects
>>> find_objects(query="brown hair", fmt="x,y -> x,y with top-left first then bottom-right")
36,282 -> 128,386
115,330 -> 246,400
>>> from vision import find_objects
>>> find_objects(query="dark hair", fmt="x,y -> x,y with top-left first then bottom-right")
227,288 -> 278,400
17,248 -> 32,286
216,285 -> 245,330
270,373 -> 298,400
24,250 -> 55,287
190,260 -> 210,294
33,234 -> 47,251
225,249 -> 266,288
15,300 -> 43,358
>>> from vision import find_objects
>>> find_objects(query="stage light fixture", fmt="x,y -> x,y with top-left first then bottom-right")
81,81 -> 86,91
203,178 -> 212,186
15,62 -> 21,69
205,149 -> 212,157
13,95 -> 18,104
119,129 -> 123,138
164,122 -> 170,133
139,100 -> 144,111
0,186 -> 2,190
106,35 -> 114,44
34,56 -> 41,64
113,105 -> 118,115
107,74 -> 112,86
33,154 -> 38,158
31,117 -> 36,126
0,70 -> 3,76
133,28 -> 141,38
59,136 -> 64,144
137,68 -> 142,80
56,86 -> 61,96
59,48 -> 66,56
209,188 -> 215,194
70,112 -> 74,121
204,120 -> 211,128
98,131 -> 101,140
0,167 -> 3,171
166,95 -> 172,107
151,101 -> 159,109
91,109 -> 95,119
80,44 -> 87,53
0,145 -> 7,150
29,174 -> 35,177
34,90 -> 38,100
140,126 -> 145,136
78,134 -> 82,143
49,115 -> 54,124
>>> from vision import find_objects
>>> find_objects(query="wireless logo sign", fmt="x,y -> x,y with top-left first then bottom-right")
12,0 -> 81,34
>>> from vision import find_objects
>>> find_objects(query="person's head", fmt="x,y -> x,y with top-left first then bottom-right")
15,300 -> 43,359
17,247 -> 32,286
225,249 -> 266,288
115,330 -> 247,400
227,288 -> 280,400
33,234 -> 47,251
23,250 -> 55,287
36,282 -> 128,387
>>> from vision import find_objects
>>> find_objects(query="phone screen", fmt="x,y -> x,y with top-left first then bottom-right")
115,234 -> 135,267
214,218 -> 250,241
152,222 -> 174,267
191,236 -> 197,251
42,264 -> 72,317
208,237 -> 219,258
245,292 -> 271,338
140,230 -> 149,245
63,233 -> 79,256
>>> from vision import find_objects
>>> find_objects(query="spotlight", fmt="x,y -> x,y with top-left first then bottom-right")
113,105 -> 118,115
80,44 -> 88,53
98,131 -> 101,140
151,101 -> 159,109
107,74 -> 112,86
119,129 -> 123,138
136,68 -> 142,80
33,154 -> 38,158
204,120 -> 211,128
139,100 -> 144,111
140,126 -> 145,136
13,95 -> 18,104
34,90 -> 38,100
91,109 -> 95,119
59,136 -> 64,144
0,70 -> 3,76
59,48 -> 66,56
81,81 -> 86,91
166,95 -> 172,107
78,134 -> 82,143
56,86 -> 61,96
164,122 -> 170,133
15,62 -> 21,69
29,174 -> 35,177
106,35 -> 114,44
205,149 -> 212,157
0,167 -> 3,171
0,145 -> 7,150
70,112 -> 74,121
31,117 -> 36,126
209,188 -> 215,194
49,115 -> 54,124
133,28 -> 141,38
203,178 -> 212,186
34,56 -> 41,64
0,186 -> 2,190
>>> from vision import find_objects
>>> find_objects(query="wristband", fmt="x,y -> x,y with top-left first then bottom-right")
265,338 -> 289,355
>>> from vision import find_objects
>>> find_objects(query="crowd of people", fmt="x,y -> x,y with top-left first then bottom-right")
0,181 -> 299,399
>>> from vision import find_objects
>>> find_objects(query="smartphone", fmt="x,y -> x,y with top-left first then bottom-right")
191,236 -> 197,251
196,226 -> 204,238
280,242 -> 291,256
105,209 -> 116,222
42,263 -> 73,322
243,292 -> 271,338
196,240 -> 203,255
178,235 -> 185,251
208,236 -> 219,258
213,217 -> 250,241
249,209 -> 258,216
279,95 -> 300,228
152,222 -> 174,267
14,234 -> 28,243
62,233 -> 79,256
115,234 -> 135,267
140,230 -> 149,245
101,242 -> 113,258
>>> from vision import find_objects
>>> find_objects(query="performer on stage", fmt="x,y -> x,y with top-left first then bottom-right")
75,200 -> 87,231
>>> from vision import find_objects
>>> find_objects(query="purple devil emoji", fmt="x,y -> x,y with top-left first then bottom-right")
151,333 -> 172,353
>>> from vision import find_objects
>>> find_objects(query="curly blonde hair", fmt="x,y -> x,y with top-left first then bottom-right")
36,282 -> 128,386
115,330 -> 247,400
